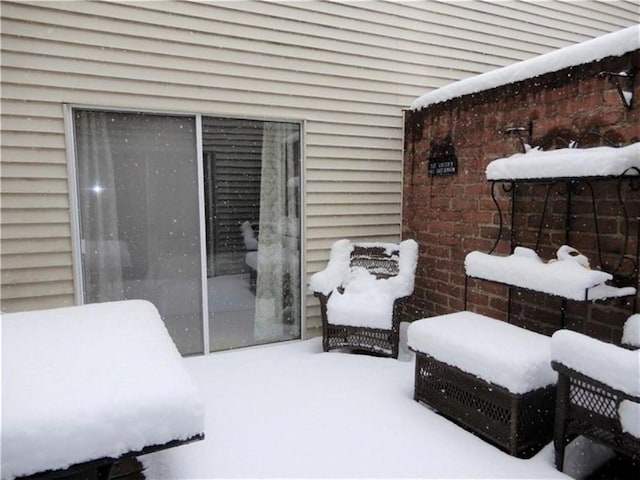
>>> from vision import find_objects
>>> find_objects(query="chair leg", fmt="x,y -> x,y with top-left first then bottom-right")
554,374 -> 570,471
316,293 -> 330,352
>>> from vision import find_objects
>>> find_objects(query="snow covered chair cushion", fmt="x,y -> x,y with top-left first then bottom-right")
309,239 -> 418,358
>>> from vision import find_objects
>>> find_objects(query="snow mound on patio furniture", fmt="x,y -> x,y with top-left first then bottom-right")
486,143 -> 640,180
309,239 -> 418,299
551,329 -> 640,438
308,239 -> 353,295
623,314 -> 640,348
619,401 -> 640,438
465,249 -> 635,301
551,329 -> 640,398
1,300 -> 205,479
310,239 -> 418,328
411,25 -> 639,110
408,311 -> 556,394
327,267 -> 395,329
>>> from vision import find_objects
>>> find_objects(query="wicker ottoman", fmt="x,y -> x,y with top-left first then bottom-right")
408,312 -> 557,458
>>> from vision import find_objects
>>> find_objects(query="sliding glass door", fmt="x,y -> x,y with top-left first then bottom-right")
73,110 -> 203,355
72,109 -> 301,355
203,117 -> 301,351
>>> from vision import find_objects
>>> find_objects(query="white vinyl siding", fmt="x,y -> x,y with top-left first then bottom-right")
1,0 -> 636,334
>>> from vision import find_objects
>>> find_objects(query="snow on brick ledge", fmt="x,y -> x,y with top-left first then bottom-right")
408,311 -> 556,394
411,25 -> 639,110
486,143 -> 640,181
465,250 -> 636,301
1,300 -> 205,480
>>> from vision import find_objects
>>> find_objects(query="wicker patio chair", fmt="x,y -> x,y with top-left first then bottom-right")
551,327 -> 640,472
310,239 -> 418,358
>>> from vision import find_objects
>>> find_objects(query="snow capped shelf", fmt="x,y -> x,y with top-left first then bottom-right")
465,249 -> 636,301
486,143 -> 640,181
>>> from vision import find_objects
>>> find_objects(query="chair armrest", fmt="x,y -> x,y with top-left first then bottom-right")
551,329 -> 640,398
309,239 -> 352,295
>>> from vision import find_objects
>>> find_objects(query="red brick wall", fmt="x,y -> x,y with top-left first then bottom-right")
402,50 -> 640,344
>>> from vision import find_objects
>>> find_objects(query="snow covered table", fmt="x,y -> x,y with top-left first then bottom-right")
1,300 -> 205,480
408,311 -> 557,458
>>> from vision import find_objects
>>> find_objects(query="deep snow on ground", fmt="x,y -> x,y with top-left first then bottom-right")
141,337 -> 611,479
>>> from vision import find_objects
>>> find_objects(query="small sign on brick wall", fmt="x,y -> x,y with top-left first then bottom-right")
428,133 -> 458,176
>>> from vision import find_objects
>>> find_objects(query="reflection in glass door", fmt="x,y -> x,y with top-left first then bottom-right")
73,110 -> 204,355
202,117 -> 301,351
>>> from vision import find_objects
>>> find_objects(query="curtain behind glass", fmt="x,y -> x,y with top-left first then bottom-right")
255,122 -> 301,342
74,110 -> 204,355
75,111 -> 125,301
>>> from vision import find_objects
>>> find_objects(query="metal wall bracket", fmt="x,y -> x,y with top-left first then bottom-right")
599,66 -> 636,110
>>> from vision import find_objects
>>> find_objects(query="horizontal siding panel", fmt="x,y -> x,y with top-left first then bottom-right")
306,214 -> 400,228
368,0 -> 635,38
0,130 -> 66,149
1,53 -> 407,107
1,252 -> 73,269
1,178 -> 69,194
142,1 -> 557,58
1,87 -> 403,131
306,192 -> 401,205
306,147 -> 400,161
1,209 -> 70,225
306,170 -> 401,182
307,224 -> 400,239
1,80 -> 406,118
0,10 -> 507,78
307,182 -> 400,194
2,193 -> 70,209
305,203 -> 400,216
0,162 -> 68,178
305,158 -> 402,172
1,35 -> 461,95
0,295 -> 74,313
1,223 -> 70,240
4,2 -> 527,67
492,1 -> 637,31
308,121 -> 400,139
0,115 -> 65,134
1,238 -> 71,255
1,99 -> 65,118
0,33 -> 479,95
1,280 -> 74,299
1,147 -> 68,165
305,234 -> 401,251
2,266 -> 73,285
306,134 -> 401,151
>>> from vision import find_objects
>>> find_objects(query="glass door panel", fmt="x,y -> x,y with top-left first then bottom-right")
202,117 -> 301,351
74,110 -> 204,355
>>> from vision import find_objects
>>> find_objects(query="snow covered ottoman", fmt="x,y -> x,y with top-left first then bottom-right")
1,300 -> 205,480
408,311 -> 557,458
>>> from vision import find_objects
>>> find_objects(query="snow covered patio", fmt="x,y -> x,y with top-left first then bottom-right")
140,337 -> 615,479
